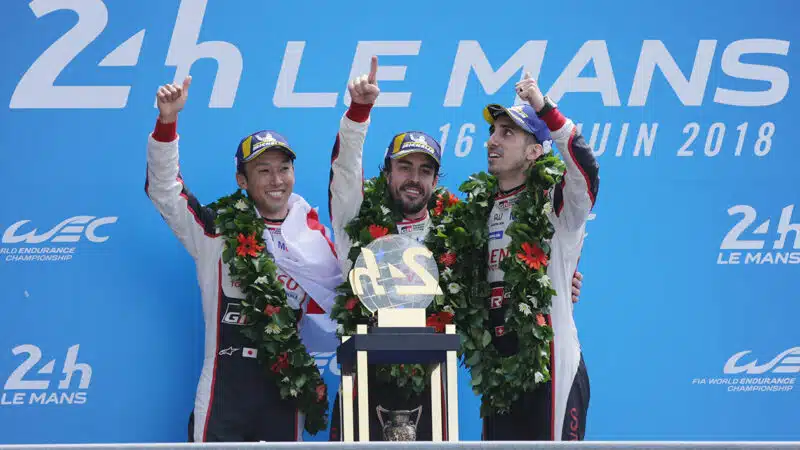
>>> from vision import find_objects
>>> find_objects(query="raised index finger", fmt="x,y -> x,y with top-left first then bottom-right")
368,55 -> 378,84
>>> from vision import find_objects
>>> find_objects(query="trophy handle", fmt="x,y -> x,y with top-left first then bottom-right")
376,405 -> 390,429
410,405 -> 423,428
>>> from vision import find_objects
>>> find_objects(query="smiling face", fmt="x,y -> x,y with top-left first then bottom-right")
486,115 -> 543,182
235,149 -> 295,219
385,153 -> 439,219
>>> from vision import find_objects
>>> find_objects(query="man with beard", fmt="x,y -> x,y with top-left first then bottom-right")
326,56 -> 443,442
479,73 -> 598,441
325,58 -> 586,441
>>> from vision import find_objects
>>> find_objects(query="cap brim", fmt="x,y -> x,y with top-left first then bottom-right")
483,104 -> 529,132
245,144 -> 296,163
388,148 -> 440,165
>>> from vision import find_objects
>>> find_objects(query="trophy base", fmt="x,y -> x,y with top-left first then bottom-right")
336,323 -> 460,442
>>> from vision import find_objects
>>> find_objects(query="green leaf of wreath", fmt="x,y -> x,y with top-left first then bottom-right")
427,157 -> 564,417
210,190 -> 329,435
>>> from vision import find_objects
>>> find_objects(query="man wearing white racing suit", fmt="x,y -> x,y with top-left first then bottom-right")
325,58 -> 588,441
326,57 -> 445,441
145,76 -> 341,442
481,73 -> 599,441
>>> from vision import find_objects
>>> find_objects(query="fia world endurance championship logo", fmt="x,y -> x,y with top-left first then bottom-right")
692,347 -> 799,393
1,216 -> 118,263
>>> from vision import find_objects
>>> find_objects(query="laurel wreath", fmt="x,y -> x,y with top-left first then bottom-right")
208,190 -> 328,435
329,173 -> 457,398
432,154 -> 566,416
328,152 -> 564,414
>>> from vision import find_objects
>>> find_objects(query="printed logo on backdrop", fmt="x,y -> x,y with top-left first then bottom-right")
2,345 -> 92,406
311,352 -> 340,377
691,347 -> 798,393
717,205 -> 800,265
1,216 -> 117,263
9,1 -> 790,164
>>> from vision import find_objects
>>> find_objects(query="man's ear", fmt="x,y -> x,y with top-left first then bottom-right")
526,143 -> 543,162
235,172 -> 247,190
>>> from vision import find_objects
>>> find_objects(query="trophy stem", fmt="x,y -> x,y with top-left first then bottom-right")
377,308 -> 426,327
445,324 -> 460,441
430,361 -> 443,441
356,324 -> 370,441
341,335 -> 354,442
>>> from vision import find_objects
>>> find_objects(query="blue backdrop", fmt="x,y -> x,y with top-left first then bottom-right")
1,0 -> 798,444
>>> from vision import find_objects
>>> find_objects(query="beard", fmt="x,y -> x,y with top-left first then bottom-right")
399,196 -> 427,216
391,181 -> 430,218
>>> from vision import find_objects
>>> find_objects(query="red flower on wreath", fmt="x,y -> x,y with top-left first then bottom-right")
368,224 -> 389,239
345,297 -> 360,310
433,192 -> 460,216
517,242 -> 548,270
264,305 -> 281,317
271,352 -> 290,373
236,233 -> 264,258
426,311 -> 454,333
316,383 -> 327,402
438,251 -> 457,267
536,314 -> 547,327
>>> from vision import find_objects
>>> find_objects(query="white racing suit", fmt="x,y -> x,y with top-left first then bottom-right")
325,103 -> 446,441
483,106 -> 598,441
145,119 -> 340,442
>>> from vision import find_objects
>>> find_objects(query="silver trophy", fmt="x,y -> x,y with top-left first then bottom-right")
376,405 -> 423,441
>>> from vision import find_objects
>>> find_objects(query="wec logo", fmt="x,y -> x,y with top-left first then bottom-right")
1,216 -> 117,262
691,347 -> 798,393
724,347 -> 800,375
2,216 -> 117,244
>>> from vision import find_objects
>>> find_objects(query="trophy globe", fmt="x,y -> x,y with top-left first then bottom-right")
348,234 -> 442,326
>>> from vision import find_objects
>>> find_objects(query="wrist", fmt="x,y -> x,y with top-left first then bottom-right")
158,113 -> 178,124
346,102 -> 372,123
535,95 -> 556,117
153,117 -> 177,142
530,95 -> 546,113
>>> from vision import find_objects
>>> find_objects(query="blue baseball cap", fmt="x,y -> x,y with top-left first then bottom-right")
383,131 -> 442,168
483,103 -> 552,145
235,130 -> 296,169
